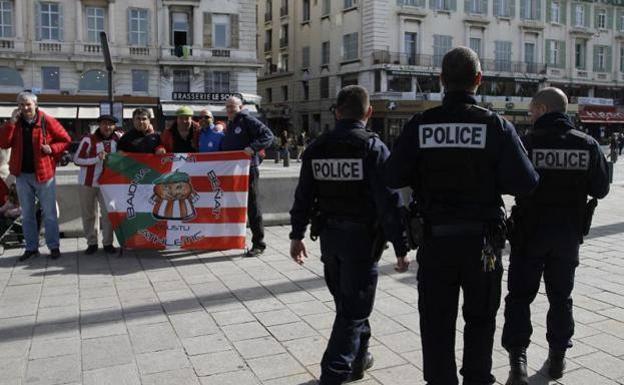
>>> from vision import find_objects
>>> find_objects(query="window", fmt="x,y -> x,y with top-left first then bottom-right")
466,0 -> 486,14
204,71 -> 230,92
322,0 -> 331,15
0,1 -> 13,38
575,40 -> 585,69
303,0 -> 310,21
173,69 -> 190,92
321,41 -> 330,65
39,2 -> 61,41
42,66 -> 60,90
344,0 -> 357,9
524,42 -> 536,71
213,14 -> 230,48
374,70 -> 381,92
264,29 -> 272,51
281,85 -> 288,101
399,0 -> 425,5
521,0 -> 540,20
433,35 -> 452,67
597,9 -> 606,29
388,75 -> 412,92
129,9 -> 148,46
470,37 -> 482,57
495,41 -> 512,71
280,24 -> 288,46
79,69 -> 108,91
620,13 -> 624,31
550,1 -> 560,23
575,4 -> 585,27
86,7 -> 105,43
320,77 -> 329,98
302,46 -> 310,68
265,57 -> 273,74
171,12 -> 190,46
265,0 -> 272,21
620,45 -> 624,72
494,0 -> 513,17
342,32 -> 358,61
131,69 -> 148,92
431,0 -> 453,11
266,88 -> 272,103
302,81 -> 309,100
0,66 -> 23,87
594,45 -> 611,72
280,53 -> 289,71
405,32 -> 418,64
341,73 -> 358,87
546,39 -> 565,68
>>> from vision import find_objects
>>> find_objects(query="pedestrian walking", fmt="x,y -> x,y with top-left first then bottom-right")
296,130 -> 306,162
384,47 -> 539,385
220,96 -> 274,257
502,88 -> 610,384
290,85 -> 409,384
74,114 -> 121,255
0,91 -> 71,261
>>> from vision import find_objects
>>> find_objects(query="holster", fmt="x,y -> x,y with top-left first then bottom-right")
581,198 -> 598,242
403,204 -> 425,250
309,211 -> 325,241
505,205 -> 525,252
485,218 -> 507,252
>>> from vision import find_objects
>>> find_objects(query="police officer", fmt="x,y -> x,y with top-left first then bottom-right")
385,47 -> 539,385
290,85 -> 409,385
502,88 -> 610,384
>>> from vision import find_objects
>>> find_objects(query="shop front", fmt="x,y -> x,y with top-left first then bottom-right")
579,106 -> 624,142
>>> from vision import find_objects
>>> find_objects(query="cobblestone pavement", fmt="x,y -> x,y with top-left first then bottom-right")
2,166 -> 624,385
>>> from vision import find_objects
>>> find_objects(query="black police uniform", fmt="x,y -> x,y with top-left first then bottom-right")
502,112 -> 610,354
385,91 -> 539,385
290,119 -> 408,385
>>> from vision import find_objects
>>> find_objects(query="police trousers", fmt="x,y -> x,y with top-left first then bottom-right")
417,232 -> 502,385
319,220 -> 378,385
502,220 -> 579,352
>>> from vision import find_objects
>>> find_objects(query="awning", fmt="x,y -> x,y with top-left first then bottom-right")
579,110 -> 624,124
39,107 -> 78,119
0,106 -> 14,118
161,103 -> 257,117
78,106 -> 99,119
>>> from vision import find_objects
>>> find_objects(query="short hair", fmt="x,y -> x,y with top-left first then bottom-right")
335,85 -> 369,120
441,47 -> 481,91
132,108 -> 151,119
531,87 -> 568,113
200,109 -> 213,117
226,96 -> 243,106
17,91 -> 37,105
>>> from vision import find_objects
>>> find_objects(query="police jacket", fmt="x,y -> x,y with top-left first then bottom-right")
289,119 -> 408,257
517,112 -> 609,211
220,110 -> 274,167
385,91 -> 539,223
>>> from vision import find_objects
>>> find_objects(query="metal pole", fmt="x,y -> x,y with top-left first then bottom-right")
100,32 -> 114,113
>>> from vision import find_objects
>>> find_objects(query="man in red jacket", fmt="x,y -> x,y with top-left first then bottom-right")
0,91 -> 71,261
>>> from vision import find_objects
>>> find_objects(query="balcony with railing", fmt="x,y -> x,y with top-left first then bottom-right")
264,42 -> 272,52
265,12 -> 272,22
0,39 -> 14,50
371,50 -> 434,67
279,37 -> 288,48
481,59 -> 546,74
32,41 -> 73,54
280,5 -> 288,17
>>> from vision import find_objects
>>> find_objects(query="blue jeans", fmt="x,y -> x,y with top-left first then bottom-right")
15,174 -> 60,251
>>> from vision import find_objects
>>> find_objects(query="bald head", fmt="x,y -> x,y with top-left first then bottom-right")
225,96 -> 243,120
531,87 -> 568,113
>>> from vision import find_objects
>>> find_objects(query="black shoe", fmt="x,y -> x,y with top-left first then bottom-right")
506,348 -> 528,385
18,249 -> 39,262
85,245 -> 98,255
346,352 -> 374,382
245,246 -> 265,257
547,349 -> 566,379
50,248 -> 61,260
103,245 -> 117,254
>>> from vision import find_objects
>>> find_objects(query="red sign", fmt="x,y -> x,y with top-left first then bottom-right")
579,106 -> 624,124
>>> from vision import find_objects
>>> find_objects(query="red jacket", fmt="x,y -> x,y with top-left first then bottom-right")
160,121 -> 200,153
0,110 -> 71,183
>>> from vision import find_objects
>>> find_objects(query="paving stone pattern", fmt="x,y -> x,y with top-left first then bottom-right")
2,166 -> 624,384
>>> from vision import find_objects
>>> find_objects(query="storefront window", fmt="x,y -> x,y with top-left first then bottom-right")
0,66 -> 23,87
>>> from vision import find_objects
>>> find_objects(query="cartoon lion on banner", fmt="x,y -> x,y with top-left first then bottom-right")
150,170 -> 199,221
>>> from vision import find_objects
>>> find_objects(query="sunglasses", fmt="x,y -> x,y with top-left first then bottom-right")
200,116 -> 213,120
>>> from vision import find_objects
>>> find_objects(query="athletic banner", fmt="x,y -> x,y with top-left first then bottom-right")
99,151 -> 250,250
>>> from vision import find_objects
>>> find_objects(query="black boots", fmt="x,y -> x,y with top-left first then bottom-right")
548,349 -> 566,379
506,347 -> 528,385
346,352 -> 374,383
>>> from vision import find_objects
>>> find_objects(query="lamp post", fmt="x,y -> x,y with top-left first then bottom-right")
100,31 -> 114,113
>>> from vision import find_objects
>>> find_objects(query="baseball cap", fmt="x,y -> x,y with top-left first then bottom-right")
176,106 -> 194,117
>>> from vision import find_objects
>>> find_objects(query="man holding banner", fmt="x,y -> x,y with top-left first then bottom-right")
221,96 -> 274,257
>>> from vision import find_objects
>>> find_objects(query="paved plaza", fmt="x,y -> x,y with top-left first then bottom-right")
1,163 -> 624,385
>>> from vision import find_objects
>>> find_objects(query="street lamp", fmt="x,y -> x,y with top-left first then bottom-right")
100,31 -> 114,113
